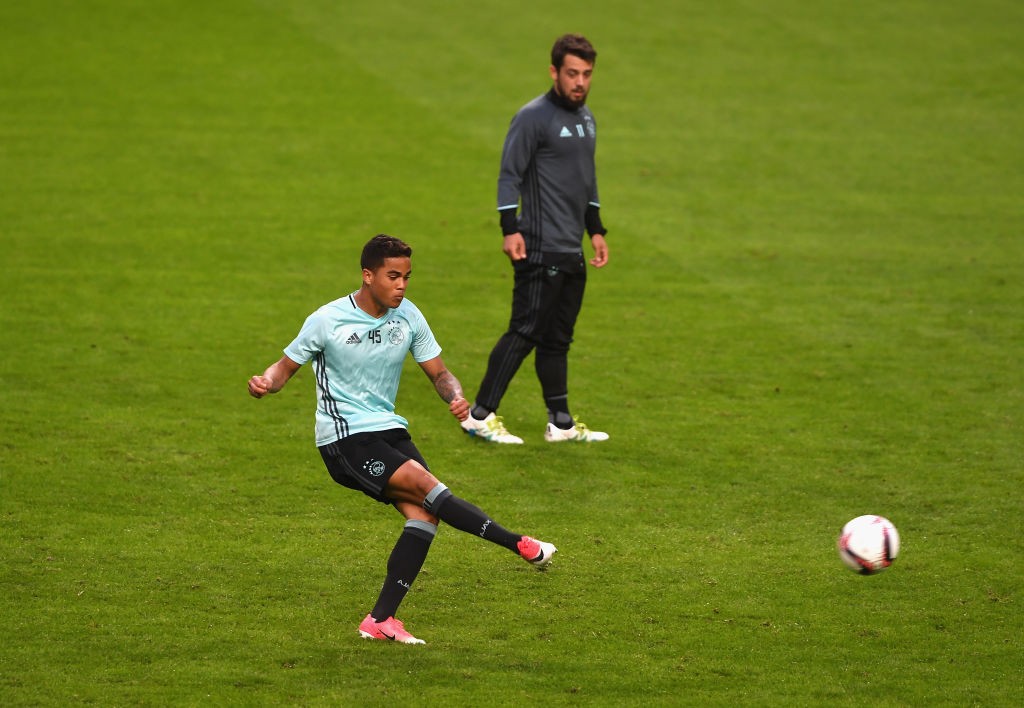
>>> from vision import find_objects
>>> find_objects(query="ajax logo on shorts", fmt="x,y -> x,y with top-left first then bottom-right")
363,458 -> 386,477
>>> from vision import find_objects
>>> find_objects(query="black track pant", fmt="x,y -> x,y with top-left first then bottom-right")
475,257 -> 586,412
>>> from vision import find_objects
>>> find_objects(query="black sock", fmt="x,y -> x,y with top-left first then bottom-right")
537,347 -> 570,426
547,409 -> 574,428
427,490 -> 521,553
370,521 -> 435,621
545,395 -> 573,428
470,404 -> 492,421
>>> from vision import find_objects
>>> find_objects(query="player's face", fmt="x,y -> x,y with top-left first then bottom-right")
550,54 -> 593,108
364,256 -> 411,314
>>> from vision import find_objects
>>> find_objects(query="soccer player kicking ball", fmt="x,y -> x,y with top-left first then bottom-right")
248,234 -> 556,644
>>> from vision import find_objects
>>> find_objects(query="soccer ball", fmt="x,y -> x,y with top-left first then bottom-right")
837,515 -> 900,574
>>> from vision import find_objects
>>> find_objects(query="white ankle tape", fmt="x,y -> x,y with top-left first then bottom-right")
404,519 -> 438,538
423,482 -> 450,513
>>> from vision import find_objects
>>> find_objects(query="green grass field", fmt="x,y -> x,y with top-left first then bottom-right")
2,0 -> 1021,704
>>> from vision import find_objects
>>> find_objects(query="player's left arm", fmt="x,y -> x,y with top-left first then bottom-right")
585,202 -> 609,268
418,356 -> 470,421
589,233 -> 609,268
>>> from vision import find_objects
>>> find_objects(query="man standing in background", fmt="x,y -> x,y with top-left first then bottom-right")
462,33 -> 611,445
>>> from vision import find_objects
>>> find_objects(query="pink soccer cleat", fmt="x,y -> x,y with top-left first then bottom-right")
517,536 -> 557,568
358,614 -> 425,645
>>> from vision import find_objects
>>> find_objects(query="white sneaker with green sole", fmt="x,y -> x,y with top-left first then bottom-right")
544,420 -> 609,442
461,412 -> 524,444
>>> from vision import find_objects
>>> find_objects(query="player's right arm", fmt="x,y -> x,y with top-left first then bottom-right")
497,103 -> 541,262
248,355 -> 301,398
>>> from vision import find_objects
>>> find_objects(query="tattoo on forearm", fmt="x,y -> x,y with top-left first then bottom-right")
433,370 -> 463,403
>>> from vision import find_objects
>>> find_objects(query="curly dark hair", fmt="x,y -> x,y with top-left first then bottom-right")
551,34 -> 597,69
361,234 -> 412,271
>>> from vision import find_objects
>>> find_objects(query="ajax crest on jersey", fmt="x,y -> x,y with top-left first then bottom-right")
837,515 -> 900,575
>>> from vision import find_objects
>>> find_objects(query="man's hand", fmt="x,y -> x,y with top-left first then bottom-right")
449,395 -> 470,422
248,374 -> 274,398
503,232 -> 527,261
589,233 -> 609,268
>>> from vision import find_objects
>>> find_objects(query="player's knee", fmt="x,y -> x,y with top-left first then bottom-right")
388,460 -> 439,503
536,341 -> 571,356
506,330 -> 538,353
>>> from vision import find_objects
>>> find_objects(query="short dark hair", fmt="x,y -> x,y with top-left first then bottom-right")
551,34 -> 597,69
361,234 -> 412,271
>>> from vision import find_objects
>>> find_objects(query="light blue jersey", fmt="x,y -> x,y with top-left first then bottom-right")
283,293 -> 442,445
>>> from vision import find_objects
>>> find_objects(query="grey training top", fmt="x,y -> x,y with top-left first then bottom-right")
497,89 -> 599,258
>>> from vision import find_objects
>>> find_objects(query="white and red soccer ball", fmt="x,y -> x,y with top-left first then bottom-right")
837,515 -> 900,575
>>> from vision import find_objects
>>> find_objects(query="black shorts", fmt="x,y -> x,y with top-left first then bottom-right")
318,428 -> 429,504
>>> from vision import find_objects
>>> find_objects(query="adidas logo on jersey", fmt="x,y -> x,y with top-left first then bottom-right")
345,333 -> 361,344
